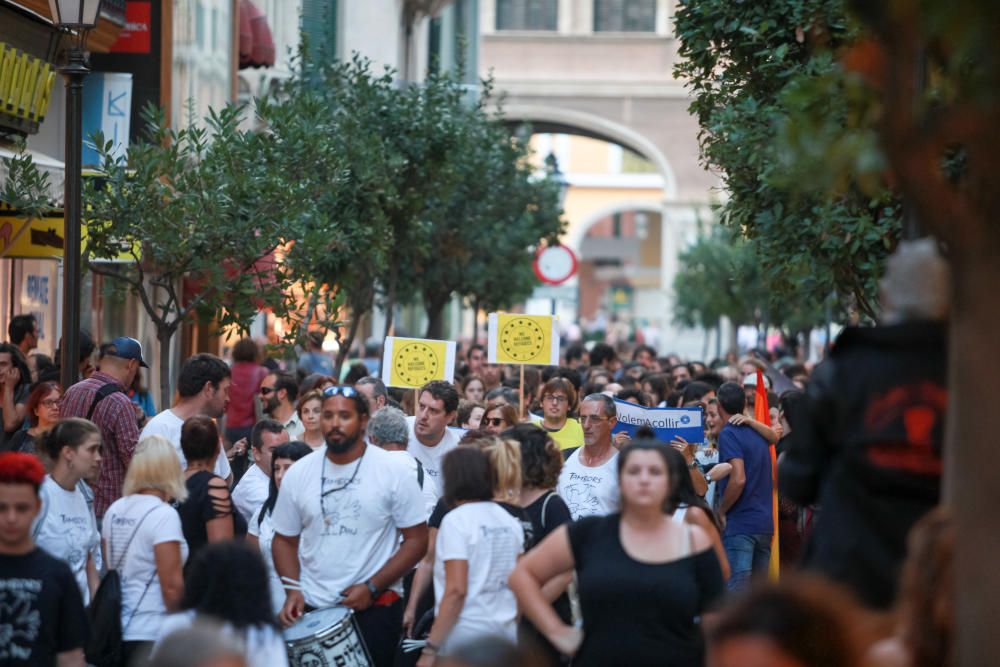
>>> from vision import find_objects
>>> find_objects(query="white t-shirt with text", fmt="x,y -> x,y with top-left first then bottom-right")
557,448 -> 621,520
270,445 -> 426,608
102,494 -> 189,641
434,501 -> 524,650
406,416 -> 460,514
233,463 -> 270,522
140,409 -> 232,479
33,475 -> 100,604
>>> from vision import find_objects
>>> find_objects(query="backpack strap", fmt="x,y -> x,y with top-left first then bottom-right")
87,383 -> 126,420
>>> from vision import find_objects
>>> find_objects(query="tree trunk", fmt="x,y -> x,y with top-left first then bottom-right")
424,294 -> 449,340
157,325 -> 173,410
378,262 -> 400,377
471,299 -> 481,346
335,309 -> 364,379
944,245 -> 1000,666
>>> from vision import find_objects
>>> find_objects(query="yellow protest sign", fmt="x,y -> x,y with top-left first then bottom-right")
487,313 -> 560,366
381,337 -> 457,389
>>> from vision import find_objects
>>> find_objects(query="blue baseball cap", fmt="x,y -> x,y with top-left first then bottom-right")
106,336 -> 149,368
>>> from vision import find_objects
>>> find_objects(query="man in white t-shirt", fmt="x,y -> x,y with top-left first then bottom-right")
271,386 -> 428,667
558,393 -> 621,520
231,419 -> 289,521
367,406 -> 424,492
139,353 -> 233,484
406,381 -> 460,514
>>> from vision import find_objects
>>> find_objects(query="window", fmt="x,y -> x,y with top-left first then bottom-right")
593,0 -> 656,33
496,0 -> 558,31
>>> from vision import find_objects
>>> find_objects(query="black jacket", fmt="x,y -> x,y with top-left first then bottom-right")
779,320 -> 946,609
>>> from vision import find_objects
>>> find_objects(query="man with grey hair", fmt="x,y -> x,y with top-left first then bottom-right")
557,393 -> 620,519
779,238 -> 948,609
355,376 -> 388,414
368,406 -> 425,494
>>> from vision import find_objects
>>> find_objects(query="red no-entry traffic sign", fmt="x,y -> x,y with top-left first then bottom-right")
533,244 -> 578,285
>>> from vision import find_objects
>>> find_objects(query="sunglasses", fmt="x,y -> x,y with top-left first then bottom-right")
259,387 -> 275,396
482,417 -> 505,427
323,386 -> 359,398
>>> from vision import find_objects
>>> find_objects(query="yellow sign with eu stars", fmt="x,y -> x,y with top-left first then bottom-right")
487,313 -> 560,366
381,337 -> 457,389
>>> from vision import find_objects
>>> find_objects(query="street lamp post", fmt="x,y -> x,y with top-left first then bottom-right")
49,0 -> 103,391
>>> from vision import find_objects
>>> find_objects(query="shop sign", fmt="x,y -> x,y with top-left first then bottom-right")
0,42 -> 56,131
0,208 -> 139,262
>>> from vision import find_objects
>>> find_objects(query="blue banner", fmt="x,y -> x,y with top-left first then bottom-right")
611,398 -> 704,444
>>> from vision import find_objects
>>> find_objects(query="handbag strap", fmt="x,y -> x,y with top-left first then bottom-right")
540,491 -> 555,531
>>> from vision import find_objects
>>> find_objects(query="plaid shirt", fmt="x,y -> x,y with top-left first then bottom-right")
61,371 -> 139,518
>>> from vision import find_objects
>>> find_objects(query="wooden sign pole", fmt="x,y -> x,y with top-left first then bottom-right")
519,365 -> 525,420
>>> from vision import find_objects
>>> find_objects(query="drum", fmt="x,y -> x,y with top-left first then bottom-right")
284,606 -> 373,667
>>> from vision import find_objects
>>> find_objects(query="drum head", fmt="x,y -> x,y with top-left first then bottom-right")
284,606 -> 352,642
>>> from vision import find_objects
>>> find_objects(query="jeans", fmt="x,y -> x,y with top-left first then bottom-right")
723,532 -> 772,592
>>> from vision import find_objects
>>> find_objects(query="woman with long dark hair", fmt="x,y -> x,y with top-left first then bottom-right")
663,445 -> 730,581
154,541 -> 288,667
510,441 -> 725,666
246,441 -> 313,617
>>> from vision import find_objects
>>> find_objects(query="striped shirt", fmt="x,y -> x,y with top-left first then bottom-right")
60,371 -> 139,518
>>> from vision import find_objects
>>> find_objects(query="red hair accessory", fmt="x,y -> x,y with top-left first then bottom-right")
0,452 -> 46,491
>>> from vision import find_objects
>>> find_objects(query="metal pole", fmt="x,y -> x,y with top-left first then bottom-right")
60,46 -> 88,391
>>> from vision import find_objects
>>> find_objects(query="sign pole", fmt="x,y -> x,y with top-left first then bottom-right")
519,365 -> 525,420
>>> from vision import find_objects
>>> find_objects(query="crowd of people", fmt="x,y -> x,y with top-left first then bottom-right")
0,242 -> 953,667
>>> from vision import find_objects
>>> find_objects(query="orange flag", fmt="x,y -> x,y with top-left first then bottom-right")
754,368 -> 780,580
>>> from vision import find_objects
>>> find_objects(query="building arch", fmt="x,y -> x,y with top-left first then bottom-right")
502,104 -> 678,200
566,199 -> 664,254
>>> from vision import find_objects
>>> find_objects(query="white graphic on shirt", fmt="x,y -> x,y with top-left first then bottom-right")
562,472 -> 604,518
0,578 -> 42,661
321,476 -> 363,537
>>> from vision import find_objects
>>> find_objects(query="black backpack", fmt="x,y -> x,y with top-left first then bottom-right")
85,506 -> 158,667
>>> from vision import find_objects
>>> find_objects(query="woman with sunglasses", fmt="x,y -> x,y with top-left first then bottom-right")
7,381 -> 61,455
481,401 -> 518,435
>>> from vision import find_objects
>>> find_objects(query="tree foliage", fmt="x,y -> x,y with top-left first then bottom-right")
673,227 -> 824,339
83,105 -> 296,405
673,0 -> 902,321
259,55 -> 564,359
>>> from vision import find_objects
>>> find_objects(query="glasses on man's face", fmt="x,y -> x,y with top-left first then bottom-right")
323,386 -> 358,398
259,387 -> 275,396
482,417 -> 505,427
579,415 -> 609,426
542,394 -> 568,404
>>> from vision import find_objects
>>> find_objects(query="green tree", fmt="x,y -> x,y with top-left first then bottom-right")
257,55 -> 396,375
83,105 -> 296,405
673,0 -> 901,320
415,83 -> 565,339
673,228 -> 824,355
